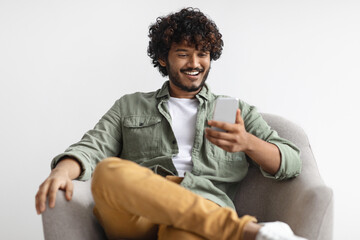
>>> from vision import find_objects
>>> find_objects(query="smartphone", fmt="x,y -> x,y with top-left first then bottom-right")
211,97 -> 238,132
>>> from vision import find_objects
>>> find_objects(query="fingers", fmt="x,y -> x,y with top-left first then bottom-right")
35,178 -> 60,215
35,171 -> 73,215
205,128 -> 234,141
65,180 -> 74,201
205,128 -> 238,152
206,108 -> 247,153
206,133 -> 238,152
35,180 -> 51,215
48,180 -> 60,208
205,115 -> 239,151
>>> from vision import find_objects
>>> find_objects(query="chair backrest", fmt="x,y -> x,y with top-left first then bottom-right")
235,113 -> 333,240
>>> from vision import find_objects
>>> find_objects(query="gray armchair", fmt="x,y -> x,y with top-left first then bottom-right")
42,113 -> 333,240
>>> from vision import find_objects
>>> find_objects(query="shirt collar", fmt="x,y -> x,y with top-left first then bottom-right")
156,80 -> 212,101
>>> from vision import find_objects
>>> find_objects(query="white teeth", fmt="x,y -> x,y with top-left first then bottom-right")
184,71 -> 199,76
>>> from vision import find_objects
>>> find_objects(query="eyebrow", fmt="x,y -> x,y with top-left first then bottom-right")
175,48 -> 209,53
175,49 -> 190,52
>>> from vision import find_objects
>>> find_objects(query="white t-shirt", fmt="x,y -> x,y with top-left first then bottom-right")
167,97 -> 199,177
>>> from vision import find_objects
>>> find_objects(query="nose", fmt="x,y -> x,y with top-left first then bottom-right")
187,54 -> 200,68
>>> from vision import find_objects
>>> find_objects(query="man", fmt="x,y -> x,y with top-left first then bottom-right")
36,8 -> 306,240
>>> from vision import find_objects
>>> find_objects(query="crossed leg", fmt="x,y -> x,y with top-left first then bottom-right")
91,157 -> 256,240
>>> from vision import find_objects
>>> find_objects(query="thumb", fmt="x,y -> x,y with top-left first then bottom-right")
235,109 -> 243,124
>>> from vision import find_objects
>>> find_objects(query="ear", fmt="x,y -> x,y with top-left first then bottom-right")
158,59 -> 166,67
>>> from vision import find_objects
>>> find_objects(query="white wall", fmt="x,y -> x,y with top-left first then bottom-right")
0,0 -> 359,239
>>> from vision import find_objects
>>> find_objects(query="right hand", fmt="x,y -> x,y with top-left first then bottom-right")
35,158 -> 81,215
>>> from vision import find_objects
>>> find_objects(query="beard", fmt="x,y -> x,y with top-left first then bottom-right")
166,62 -> 211,93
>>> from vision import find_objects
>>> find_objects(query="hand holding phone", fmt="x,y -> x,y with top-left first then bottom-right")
206,97 -> 251,153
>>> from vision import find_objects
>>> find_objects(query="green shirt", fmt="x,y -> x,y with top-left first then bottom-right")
51,81 -> 301,209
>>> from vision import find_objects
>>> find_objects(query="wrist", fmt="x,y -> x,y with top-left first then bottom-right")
243,132 -> 255,153
54,158 -> 82,179
52,162 -> 72,177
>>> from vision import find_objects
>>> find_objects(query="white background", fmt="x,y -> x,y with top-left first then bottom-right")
0,0 -> 359,239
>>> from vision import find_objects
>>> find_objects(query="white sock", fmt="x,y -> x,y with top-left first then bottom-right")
255,221 -> 308,240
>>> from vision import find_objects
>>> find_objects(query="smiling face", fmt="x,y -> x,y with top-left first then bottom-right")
159,42 -> 211,98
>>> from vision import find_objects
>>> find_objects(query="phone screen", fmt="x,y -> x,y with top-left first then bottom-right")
212,97 -> 238,132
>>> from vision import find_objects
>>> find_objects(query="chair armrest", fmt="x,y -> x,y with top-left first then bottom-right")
235,113 -> 333,240
42,180 -> 106,240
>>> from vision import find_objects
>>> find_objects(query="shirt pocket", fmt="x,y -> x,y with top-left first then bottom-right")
121,115 -> 162,160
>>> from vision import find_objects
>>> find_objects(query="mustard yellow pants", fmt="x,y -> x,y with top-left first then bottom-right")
91,157 -> 256,240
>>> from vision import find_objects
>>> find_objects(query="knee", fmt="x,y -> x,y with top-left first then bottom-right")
91,157 -> 136,195
91,157 -> 146,197
92,157 -> 118,181
93,157 -> 136,176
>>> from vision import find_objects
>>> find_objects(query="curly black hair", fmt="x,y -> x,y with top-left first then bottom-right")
147,7 -> 224,76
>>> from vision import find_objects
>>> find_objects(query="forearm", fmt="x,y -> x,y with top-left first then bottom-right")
245,133 -> 281,175
54,158 -> 82,180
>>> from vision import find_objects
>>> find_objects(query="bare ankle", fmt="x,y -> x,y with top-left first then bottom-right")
242,221 -> 261,240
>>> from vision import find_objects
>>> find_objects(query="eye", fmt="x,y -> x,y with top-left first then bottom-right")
198,52 -> 209,57
178,54 -> 188,57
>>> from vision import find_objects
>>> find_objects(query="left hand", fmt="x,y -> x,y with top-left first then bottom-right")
205,109 -> 250,152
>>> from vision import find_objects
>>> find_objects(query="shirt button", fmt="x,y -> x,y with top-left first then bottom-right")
139,122 -> 144,126
172,140 -> 177,144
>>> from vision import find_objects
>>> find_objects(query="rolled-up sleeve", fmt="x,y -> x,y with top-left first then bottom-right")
51,99 -> 123,181
240,101 -> 301,180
